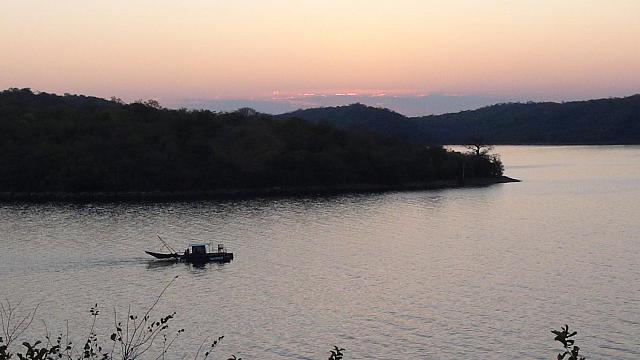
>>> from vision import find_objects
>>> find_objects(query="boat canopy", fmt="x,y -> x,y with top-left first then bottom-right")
189,244 -> 208,255
186,243 -> 228,253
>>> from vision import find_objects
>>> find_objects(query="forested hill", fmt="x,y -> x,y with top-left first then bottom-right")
416,95 -> 640,144
0,88 -> 503,196
276,95 -> 640,144
274,103 -> 425,143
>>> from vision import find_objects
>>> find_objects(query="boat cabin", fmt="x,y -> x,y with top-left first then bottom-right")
191,244 -> 207,254
185,243 -> 228,255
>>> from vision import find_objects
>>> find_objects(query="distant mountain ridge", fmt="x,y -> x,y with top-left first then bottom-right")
185,93 -> 506,116
276,95 -> 640,144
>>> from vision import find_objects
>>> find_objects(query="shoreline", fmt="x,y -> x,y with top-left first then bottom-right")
446,143 -> 640,146
0,176 -> 519,203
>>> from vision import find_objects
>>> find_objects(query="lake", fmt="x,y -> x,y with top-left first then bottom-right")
1,146 -> 639,359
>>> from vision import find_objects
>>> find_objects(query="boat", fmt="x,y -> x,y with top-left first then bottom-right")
146,243 -> 234,263
146,235 -> 234,263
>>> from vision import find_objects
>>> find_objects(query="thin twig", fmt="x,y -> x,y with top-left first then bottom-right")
193,336 -> 208,360
126,277 -> 174,353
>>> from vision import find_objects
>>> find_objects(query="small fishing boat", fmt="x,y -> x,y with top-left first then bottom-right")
146,235 -> 234,263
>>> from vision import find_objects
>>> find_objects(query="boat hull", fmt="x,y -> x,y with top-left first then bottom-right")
145,251 -> 180,259
145,251 -> 233,263
184,252 -> 234,263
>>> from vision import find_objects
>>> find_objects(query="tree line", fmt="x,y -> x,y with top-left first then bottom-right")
0,89 -> 503,194
276,95 -> 640,145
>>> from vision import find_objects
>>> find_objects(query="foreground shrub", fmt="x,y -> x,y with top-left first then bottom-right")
0,277 -> 239,360
552,324 -> 586,360
3,284 -> 591,359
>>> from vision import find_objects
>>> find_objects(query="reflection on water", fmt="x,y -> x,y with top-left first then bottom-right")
1,146 -> 639,359
145,260 -> 232,271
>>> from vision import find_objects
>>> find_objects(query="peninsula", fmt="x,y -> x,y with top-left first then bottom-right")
0,89 -> 511,201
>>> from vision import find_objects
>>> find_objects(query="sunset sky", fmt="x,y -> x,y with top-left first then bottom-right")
1,0 -> 639,115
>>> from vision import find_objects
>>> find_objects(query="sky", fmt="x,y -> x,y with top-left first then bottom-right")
1,0 -> 639,115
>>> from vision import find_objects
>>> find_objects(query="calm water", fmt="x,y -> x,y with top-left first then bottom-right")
1,146 -> 639,359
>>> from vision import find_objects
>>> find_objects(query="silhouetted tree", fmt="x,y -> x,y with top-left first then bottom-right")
465,137 -> 494,156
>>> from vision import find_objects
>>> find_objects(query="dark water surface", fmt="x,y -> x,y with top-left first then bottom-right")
1,146 -> 639,359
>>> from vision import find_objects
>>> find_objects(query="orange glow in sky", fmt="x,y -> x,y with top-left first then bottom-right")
1,0 -> 639,104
